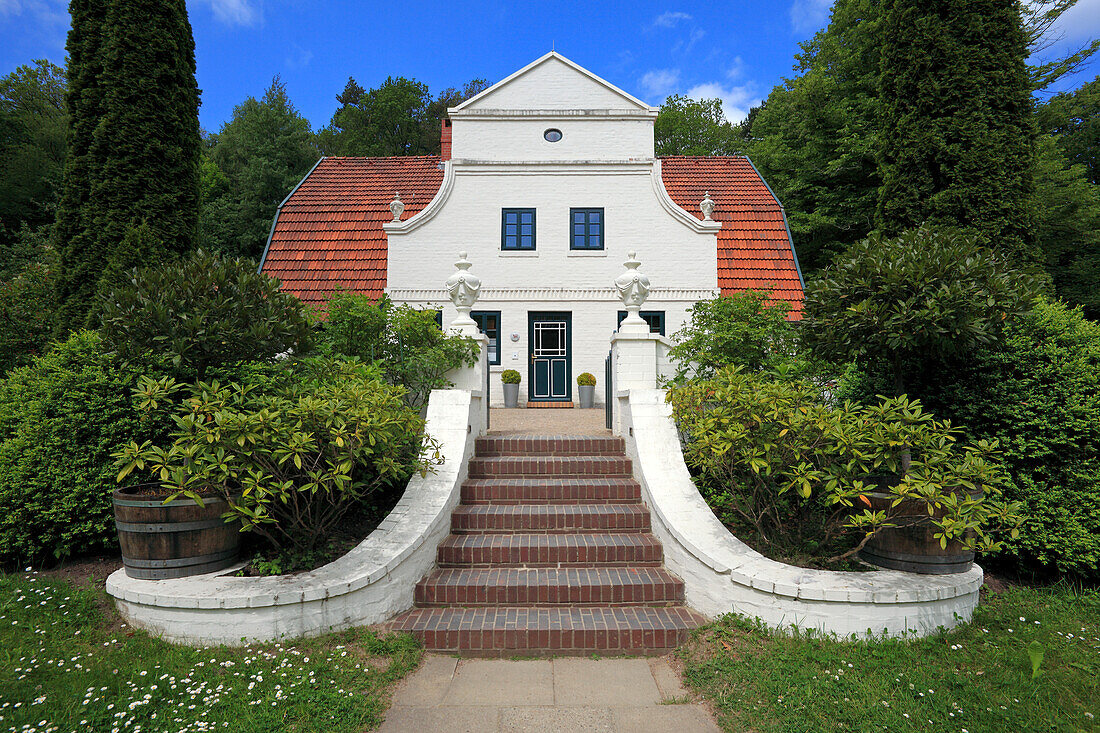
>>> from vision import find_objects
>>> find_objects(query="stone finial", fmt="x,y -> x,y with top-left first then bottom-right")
445,251 -> 481,332
700,191 -> 715,221
389,192 -> 405,222
614,250 -> 651,334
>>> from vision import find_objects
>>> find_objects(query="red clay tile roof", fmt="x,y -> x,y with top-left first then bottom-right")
260,154 -> 804,317
659,156 -> 804,318
260,156 -> 445,308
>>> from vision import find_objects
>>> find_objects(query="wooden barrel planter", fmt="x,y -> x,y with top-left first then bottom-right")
113,485 -> 241,580
858,491 -> 979,575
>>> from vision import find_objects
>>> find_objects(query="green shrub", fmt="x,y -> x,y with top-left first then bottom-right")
0,262 -> 53,374
99,249 -> 313,380
501,369 -> 521,384
0,332 -> 143,566
667,366 -> 1021,566
115,357 -> 437,553
668,291 -> 800,381
322,292 -> 477,409
920,298 -> 1100,579
804,226 -> 1037,396
577,372 -> 596,387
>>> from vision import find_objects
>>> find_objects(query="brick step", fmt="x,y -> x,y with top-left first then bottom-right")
414,567 -> 685,607
452,504 -> 650,534
389,606 -> 706,656
461,478 -> 641,505
475,435 -> 626,457
468,455 -> 632,478
437,533 -> 663,567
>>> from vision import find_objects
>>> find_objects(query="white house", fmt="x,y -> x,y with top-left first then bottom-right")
259,52 -> 805,406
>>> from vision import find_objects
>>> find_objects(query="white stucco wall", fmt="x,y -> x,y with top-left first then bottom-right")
386,163 -> 719,405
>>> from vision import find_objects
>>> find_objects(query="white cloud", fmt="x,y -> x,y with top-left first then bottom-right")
653,11 -> 692,28
789,0 -> 831,35
684,82 -> 759,123
204,0 -> 258,26
672,27 -> 706,55
727,56 -> 745,80
0,0 -> 69,47
1044,0 -> 1100,42
285,44 -> 313,69
639,68 -> 681,98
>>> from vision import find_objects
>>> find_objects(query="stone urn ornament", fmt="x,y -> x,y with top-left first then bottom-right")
700,191 -> 715,221
445,251 -> 481,334
389,192 -> 405,222
614,250 -> 651,334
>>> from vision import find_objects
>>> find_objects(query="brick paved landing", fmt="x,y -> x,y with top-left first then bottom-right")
390,435 -> 705,655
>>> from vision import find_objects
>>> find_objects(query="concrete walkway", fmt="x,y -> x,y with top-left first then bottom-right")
379,655 -> 720,732
489,407 -> 610,436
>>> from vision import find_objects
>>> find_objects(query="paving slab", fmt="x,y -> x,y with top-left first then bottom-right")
552,657 -> 663,706
499,705 -> 615,732
649,657 -> 690,699
387,654 -> 456,706
489,407 -> 610,436
612,705 -> 723,732
442,658 -> 555,706
378,705 -> 498,732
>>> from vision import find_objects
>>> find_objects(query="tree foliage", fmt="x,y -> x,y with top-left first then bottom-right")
0,60 -> 67,252
99,249 -> 313,381
803,227 -> 1037,397
655,95 -> 745,156
317,76 -> 488,157
743,0 -> 883,272
877,0 -> 1038,269
53,0 -> 202,332
1031,135 -> 1100,318
919,298 -> 1100,579
201,77 -> 317,259
1037,75 -> 1100,186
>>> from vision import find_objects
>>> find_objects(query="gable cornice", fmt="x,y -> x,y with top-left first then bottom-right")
451,51 -> 657,114
651,160 -> 723,234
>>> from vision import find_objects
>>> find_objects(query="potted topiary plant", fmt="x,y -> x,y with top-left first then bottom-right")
501,369 -> 521,408
577,372 -> 597,408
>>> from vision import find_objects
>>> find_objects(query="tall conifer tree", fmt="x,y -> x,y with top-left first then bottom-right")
53,0 -> 201,331
876,0 -> 1038,267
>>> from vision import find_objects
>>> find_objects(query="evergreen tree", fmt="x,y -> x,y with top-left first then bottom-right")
877,0 -> 1038,268
1038,76 -> 1100,185
655,95 -> 744,156
53,0 -> 201,332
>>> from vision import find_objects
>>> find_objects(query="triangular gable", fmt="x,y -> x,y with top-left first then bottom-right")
452,52 -> 655,113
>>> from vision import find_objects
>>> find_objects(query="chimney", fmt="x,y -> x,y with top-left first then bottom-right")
440,118 -> 452,161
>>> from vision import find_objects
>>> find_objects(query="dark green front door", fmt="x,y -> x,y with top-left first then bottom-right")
528,312 -> 571,402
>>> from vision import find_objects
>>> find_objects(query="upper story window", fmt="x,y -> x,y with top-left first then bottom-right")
570,208 -> 603,250
502,208 -> 536,250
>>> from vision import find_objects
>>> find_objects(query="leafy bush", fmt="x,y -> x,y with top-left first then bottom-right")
100,248 -> 313,380
668,291 -> 801,381
668,366 -> 1021,566
0,262 -> 53,374
920,298 -> 1100,579
0,332 -> 144,567
501,369 -> 521,384
577,372 -> 596,387
803,226 -> 1036,396
115,357 -> 437,553
323,292 -> 477,408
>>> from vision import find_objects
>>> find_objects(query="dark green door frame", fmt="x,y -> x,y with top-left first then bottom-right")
528,311 -> 572,402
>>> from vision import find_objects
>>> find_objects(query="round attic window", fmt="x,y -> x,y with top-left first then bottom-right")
543,128 -> 563,143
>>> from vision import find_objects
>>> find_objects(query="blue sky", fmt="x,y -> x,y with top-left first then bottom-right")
2,0 -> 1099,134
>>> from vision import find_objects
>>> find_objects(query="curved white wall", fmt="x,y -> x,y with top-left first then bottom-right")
106,388 -> 483,646
619,389 -> 983,638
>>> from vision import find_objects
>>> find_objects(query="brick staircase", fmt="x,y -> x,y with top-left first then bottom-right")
390,435 -> 705,656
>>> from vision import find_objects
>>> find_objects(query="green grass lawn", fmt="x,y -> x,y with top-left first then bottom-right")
0,571 -> 422,733
678,583 -> 1100,733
